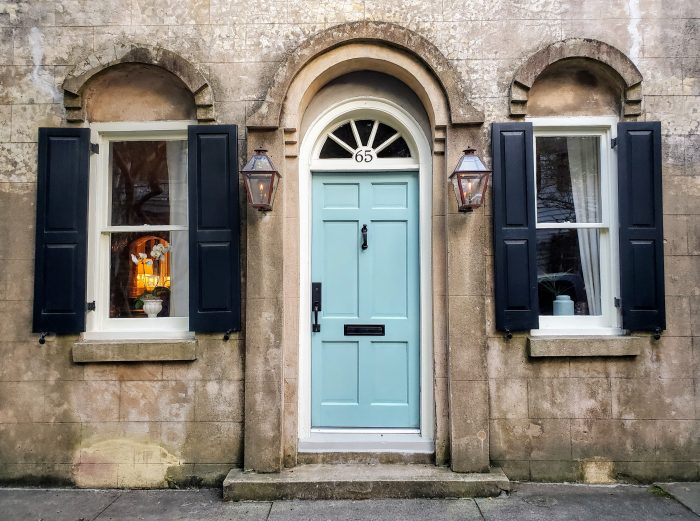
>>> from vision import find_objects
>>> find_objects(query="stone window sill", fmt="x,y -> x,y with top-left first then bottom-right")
73,339 -> 197,363
527,335 -> 648,358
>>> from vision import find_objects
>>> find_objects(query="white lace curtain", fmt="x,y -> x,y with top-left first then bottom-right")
566,137 -> 601,316
166,141 -> 189,317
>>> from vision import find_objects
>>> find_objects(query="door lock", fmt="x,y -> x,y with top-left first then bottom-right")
312,282 -> 322,332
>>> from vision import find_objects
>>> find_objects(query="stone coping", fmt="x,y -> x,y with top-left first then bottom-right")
73,339 -> 197,363
527,335 -> 648,358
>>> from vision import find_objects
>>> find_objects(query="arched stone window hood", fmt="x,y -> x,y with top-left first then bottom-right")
61,44 -> 215,123
247,21 -> 484,151
509,38 -> 643,118
241,22 -> 488,473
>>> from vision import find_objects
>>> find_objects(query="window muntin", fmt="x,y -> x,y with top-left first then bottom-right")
531,121 -> 621,334
86,122 -> 191,338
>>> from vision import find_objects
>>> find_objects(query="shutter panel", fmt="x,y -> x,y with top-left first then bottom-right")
491,122 -> 539,332
33,128 -> 90,334
188,125 -> 241,332
617,122 -> 665,332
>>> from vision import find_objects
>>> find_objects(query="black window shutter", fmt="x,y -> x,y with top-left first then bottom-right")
491,122 -> 539,332
617,121 -> 665,332
33,128 -> 90,334
188,125 -> 241,332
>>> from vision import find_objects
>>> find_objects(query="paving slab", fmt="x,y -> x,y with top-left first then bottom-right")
268,498 -> 483,521
475,483 -> 699,521
97,489 -> 271,521
223,464 -> 510,500
655,482 -> 700,516
0,488 -> 121,521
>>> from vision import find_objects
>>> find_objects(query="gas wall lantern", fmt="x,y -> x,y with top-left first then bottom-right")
449,148 -> 491,212
241,149 -> 281,212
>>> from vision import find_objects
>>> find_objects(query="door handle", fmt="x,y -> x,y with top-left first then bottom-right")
361,224 -> 368,250
312,282 -> 321,332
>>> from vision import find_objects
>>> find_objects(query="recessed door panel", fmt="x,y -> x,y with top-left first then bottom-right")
324,183 -> 359,209
323,221 -> 359,317
370,341 -> 410,405
372,182 -> 408,209
319,341 -> 359,404
371,221 -> 408,318
311,172 -> 419,429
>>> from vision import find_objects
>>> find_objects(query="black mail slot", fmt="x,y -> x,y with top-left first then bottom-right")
344,324 -> 385,336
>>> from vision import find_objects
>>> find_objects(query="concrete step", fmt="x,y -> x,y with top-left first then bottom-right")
223,464 -> 510,501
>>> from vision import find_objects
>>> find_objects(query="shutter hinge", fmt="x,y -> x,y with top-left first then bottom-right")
614,297 -> 621,308
90,143 -> 99,154
87,301 -> 96,311
611,137 -> 618,149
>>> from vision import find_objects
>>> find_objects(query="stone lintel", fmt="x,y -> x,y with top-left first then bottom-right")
73,339 -> 197,362
223,464 -> 510,501
527,336 -> 648,358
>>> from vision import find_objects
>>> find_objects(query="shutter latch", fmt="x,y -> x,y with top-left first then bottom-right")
614,297 -> 621,308
503,328 -> 513,341
653,327 -> 662,340
611,137 -> 618,149
87,301 -> 96,311
90,143 -> 99,154
38,332 -> 49,345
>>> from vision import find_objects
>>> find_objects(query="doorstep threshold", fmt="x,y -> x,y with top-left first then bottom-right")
299,430 -> 433,453
223,464 -> 510,501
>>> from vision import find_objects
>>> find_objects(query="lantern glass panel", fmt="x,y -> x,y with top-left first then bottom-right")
459,173 -> 487,206
456,153 -> 489,172
246,172 -> 274,207
247,154 -> 275,172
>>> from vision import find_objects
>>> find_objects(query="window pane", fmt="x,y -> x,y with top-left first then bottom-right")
536,136 -> 601,224
355,119 -> 374,147
110,140 -> 188,226
109,231 -> 188,318
536,229 -> 601,316
332,122 -> 355,149
377,136 -> 411,158
319,138 -> 352,159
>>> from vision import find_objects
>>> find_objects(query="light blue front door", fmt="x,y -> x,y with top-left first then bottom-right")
311,171 -> 420,428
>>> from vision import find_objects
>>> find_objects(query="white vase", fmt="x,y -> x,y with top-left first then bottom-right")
553,294 -> 574,316
143,298 -> 163,318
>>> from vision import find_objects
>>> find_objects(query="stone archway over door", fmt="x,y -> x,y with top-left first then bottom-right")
243,22 -> 489,474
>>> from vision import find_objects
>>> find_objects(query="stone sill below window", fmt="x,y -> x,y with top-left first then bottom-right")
73,339 -> 197,363
527,335 -> 648,358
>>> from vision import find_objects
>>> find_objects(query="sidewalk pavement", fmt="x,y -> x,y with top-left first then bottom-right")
1,482 -> 698,521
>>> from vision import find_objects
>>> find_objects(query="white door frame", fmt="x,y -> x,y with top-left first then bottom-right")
298,97 -> 434,452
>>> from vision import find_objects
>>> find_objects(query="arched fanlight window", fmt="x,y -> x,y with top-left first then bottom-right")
319,119 -> 412,160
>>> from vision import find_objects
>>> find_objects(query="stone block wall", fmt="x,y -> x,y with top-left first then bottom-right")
0,0 -> 697,486
0,333 -> 244,486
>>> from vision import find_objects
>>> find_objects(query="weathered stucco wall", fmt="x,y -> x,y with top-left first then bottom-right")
0,0 -> 698,487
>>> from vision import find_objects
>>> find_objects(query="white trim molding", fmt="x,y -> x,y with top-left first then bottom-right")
527,116 -> 622,336
85,120 -> 195,340
298,98 -> 434,451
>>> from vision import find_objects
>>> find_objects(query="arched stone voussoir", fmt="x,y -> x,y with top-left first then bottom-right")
62,43 -> 214,123
510,38 -> 644,117
248,21 -> 484,129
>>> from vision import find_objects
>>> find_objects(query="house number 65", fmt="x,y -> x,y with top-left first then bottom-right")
354,147 -> 375,163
